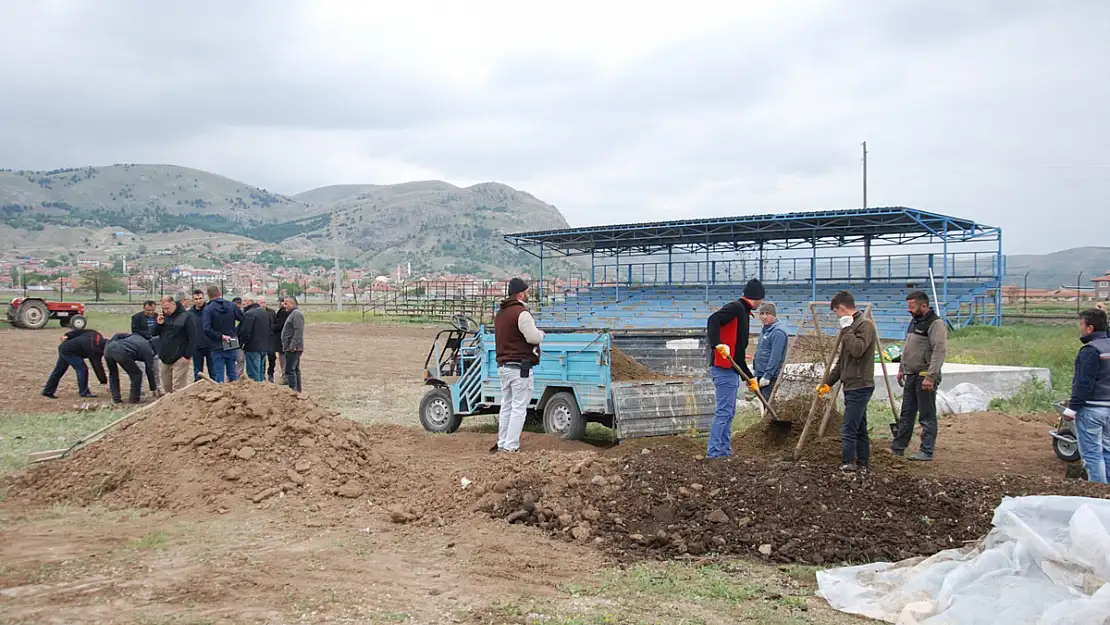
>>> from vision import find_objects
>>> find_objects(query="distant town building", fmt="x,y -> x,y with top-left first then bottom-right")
1093,273 -> 1110,300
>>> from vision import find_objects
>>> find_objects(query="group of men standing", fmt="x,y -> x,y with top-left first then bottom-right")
41,286 -> 306,403
706,279 -> 948,470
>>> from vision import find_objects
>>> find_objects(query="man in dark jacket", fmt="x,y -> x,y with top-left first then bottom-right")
271,297 -> 291,382
152,293 -> 197,394
705,278 -> 764,458
104,332 -> 158,404
131,300 -> 158,340
201,285 -> 244,382
187,290 -> 214,381
1064,308 -> 1110,483
259,296 -> 278,382
42,328 -> 108,398
819,290 -> 878,471
239,296 -> 272,382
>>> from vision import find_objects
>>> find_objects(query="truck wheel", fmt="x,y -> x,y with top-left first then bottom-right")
69,315 -> 87,330
18,300 -> 49,329
543,392 -> 586,441
419,387 -> 462,434
1053,433 -> 1081,463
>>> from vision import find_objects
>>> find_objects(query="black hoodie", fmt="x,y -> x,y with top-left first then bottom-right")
59,328 -> 108,384
152,301 -> 198,365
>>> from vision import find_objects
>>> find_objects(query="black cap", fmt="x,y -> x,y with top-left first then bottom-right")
743,278 -> 765,300
232,296 -> 243,304
508,277 -> 529,295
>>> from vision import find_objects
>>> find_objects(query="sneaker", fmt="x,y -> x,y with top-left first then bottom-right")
80,392 -> 98,398
41,391 -> 57,399
908,452 -> 933,462
890,448 -> 905,457
838,463 -> 857,472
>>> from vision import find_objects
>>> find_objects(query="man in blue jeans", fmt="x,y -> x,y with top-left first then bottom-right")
201,284 -> 244,382
705,279 -> 765,458
818,291 -> 877,471
1064,308 -> 1110,483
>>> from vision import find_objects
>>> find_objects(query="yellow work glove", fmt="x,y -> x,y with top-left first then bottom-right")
747,378 -> 759,393
715,344 -> 730,358
817,383 -> 831,398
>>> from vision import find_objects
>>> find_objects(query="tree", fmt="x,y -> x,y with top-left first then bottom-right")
279,281 -> 302,297
79,268 -> 126,301
138,244 -> 148,255
138,277 -> 157,294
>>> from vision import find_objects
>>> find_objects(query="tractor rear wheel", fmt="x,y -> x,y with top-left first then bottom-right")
543,392 -> 586,441
18,300 -> 49,329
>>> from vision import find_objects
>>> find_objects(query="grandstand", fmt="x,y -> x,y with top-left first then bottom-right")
503,207 -> 1003,341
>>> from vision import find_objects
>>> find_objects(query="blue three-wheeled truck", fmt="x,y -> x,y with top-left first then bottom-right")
419,315 -> 716,441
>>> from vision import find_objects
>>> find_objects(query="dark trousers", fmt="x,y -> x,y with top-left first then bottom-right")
193,348 -> 214,381
44,353 -> 91,396
107,356 -> 143,403
841,386 -> 875,467
266,351 -> 277,381
893,374 -> 938,456
284,350 -> 302,392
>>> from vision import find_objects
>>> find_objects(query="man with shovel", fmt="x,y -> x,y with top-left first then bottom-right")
892,290 -> 947,461
706,278 -> 764,458
817,290 -> 877,471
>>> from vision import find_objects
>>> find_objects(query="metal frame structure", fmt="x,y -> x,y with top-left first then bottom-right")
504,206 -> 1004,326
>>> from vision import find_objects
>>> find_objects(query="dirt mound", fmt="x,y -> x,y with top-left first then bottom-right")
487,445 -> 1110,565
610,347 -> 665,381
10,381 -> 398,511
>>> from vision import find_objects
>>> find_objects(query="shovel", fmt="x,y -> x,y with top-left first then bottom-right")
715,346 -> 788,424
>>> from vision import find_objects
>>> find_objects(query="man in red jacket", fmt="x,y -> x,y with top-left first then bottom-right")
705,278 -> 765,458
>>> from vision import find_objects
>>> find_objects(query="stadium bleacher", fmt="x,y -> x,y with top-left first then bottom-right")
537,281 -> 997,340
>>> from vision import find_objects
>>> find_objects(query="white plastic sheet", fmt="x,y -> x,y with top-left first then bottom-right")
935,383 -> 992,416
816,496 -> 1110,624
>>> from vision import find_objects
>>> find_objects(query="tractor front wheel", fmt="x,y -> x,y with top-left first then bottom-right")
69,314 -> 87,330
18,300 -> 49,329
419,386 -> 462,434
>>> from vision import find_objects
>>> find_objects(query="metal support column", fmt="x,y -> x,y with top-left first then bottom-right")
590,249 -> 595,286
615,250 -> 620,302
704,242 -> 710,304
538,244 -> 544,311
942,223 -> 949,318
667,246 -> 673,285
995,232 -> 1004,326
758,241 -> 765,281
864,236 -> 872,283
810,239 -> 818,304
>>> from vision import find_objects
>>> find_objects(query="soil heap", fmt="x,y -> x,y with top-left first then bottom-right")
485,444 -> 1110,565
610,347 -> 666,381
10,381 -> 398,511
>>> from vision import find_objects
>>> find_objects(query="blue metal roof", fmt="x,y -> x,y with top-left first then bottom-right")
504,207 -> 1000,256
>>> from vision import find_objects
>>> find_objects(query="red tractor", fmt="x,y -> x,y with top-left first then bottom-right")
6,298 -> 87,330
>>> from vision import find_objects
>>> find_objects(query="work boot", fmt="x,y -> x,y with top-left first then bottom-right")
890,448 -> 904,457
80,392 -> 98,398
42,390 -> 57,399
908,452 -> 933,462
838,463 -> 857,472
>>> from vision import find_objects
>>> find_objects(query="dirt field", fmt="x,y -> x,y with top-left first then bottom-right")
1,323 -> 1106,625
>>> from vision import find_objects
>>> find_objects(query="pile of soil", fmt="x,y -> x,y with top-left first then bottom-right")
611,346 -> 665,381
487,445 -> 1110,565
10,381 -> 399,511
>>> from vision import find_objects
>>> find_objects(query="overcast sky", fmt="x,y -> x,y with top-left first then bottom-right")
1,0 -> 1106,254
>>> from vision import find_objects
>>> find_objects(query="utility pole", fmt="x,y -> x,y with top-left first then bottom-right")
861,141 -> 868,209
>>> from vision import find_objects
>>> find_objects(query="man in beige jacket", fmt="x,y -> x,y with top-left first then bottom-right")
893,290 -> 948,461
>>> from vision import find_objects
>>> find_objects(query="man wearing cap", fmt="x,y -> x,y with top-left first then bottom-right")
705,278 -> 765,458
493,277 -> 545,452
753,301 -> 789,405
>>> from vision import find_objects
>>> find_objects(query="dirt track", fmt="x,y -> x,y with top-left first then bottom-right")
0,323 -> 1106,624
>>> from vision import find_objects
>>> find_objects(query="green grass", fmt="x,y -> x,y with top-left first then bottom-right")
0,409 -> 127,473
947,324 -> 1075,389
475,561 -> 861,625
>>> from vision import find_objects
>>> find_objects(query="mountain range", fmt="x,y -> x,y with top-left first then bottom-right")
0,164 -> 570,276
